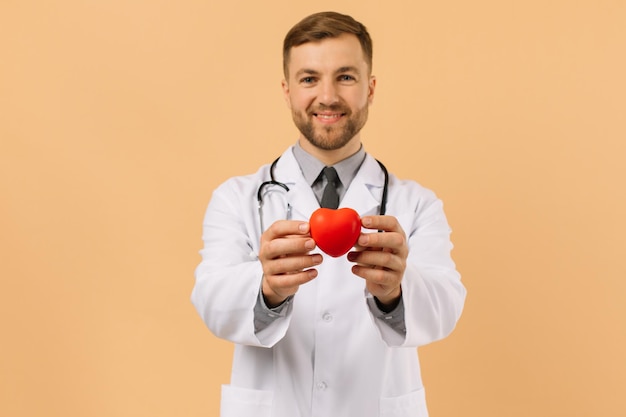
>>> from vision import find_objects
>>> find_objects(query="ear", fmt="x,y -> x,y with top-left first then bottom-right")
367,75 -> 377,105
281,79 -> 292,109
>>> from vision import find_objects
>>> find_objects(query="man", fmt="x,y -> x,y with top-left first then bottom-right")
192,11 -> 466,417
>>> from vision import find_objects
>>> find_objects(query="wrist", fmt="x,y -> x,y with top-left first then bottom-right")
263,292 -> 288,309
262,278 -> 287,308
374,288 -> 402,312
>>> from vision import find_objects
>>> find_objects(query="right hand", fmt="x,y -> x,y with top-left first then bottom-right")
259,220 -> 323,307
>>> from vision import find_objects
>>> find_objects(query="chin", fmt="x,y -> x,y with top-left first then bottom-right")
307,136 -> 352,151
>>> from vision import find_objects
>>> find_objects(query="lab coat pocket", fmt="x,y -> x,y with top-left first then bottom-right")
379,388 -> 428,417
220,384 -> 273,417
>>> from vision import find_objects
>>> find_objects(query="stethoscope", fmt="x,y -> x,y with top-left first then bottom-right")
257,156 -> 389,232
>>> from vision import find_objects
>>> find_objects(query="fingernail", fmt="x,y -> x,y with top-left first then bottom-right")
305,239 -> 316,250
359,235 -> 369,245
299,223 -> 309,232
362,217 -> 372,227
312,254 -> 323,264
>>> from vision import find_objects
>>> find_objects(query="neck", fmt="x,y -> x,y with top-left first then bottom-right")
298,137 -> 362,166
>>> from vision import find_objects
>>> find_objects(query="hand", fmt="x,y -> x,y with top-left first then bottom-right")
259,220 -> 323,307
347,216 -> 407,308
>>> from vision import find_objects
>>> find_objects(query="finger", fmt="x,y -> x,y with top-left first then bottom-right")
268,267 -> 319,288
360,215 -> 404,234
263,220 -> 310,241
356,231 -> 406,254
261,235 -> 317,260
263,268 -> 318,305
264,253 -> 323,276
350,263 -> 401,287
347,249 -> 402,272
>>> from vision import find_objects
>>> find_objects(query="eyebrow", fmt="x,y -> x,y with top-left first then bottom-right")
335,66 -> 360,75
294,68 -> 320,78
294,66 -> 361,78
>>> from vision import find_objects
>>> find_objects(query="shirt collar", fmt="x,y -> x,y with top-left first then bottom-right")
292,141 -> 366,189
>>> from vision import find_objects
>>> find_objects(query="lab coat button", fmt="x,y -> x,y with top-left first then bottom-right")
316,381 -> 327,391
322,312 -> 333,322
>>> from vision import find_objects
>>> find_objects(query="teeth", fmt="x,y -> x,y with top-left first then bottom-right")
317,114 -> 341,119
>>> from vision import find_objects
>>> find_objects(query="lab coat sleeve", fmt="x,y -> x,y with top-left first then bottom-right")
191,178 -> 293,348
369,187 -> 467,348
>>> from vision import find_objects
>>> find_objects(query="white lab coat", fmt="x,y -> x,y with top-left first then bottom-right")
192,147 -> 466,417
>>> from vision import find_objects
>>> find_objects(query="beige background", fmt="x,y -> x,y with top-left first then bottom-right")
1,1 -> 625,416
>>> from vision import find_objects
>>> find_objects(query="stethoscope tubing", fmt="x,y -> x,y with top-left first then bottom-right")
257,156 -> 389,231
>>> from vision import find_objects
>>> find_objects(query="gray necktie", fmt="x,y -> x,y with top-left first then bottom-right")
320,167 -> 340,209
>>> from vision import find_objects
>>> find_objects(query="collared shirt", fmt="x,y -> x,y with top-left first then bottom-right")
292,140 -> 366,206
254,143 -> 406,335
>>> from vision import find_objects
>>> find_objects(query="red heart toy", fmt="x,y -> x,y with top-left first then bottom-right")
309,208 -> 361,257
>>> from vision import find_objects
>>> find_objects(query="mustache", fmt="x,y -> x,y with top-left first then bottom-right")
308,104 -> 349,114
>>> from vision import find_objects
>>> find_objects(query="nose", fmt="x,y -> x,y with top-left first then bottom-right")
318,80 -> 339,106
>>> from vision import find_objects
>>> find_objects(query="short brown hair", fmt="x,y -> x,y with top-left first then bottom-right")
283,11 -> 373,77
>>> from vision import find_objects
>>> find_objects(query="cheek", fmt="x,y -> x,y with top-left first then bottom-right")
341,86 -> 370,107
290,93 -> 316,112
346,94 -> 370,110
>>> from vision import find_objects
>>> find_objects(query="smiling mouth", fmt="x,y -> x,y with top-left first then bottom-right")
313,112 -> 345,122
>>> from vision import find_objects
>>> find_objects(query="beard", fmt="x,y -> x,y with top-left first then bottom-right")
292,103 -> 369,151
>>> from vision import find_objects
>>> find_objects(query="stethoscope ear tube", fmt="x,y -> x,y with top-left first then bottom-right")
375,159 -> 389,216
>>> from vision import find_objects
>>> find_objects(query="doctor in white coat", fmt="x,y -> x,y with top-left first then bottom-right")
192,11 -> 466,417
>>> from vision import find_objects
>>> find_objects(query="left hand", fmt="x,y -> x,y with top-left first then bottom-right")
347,215 -> 408,308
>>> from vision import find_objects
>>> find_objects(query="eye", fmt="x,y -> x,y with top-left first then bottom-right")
338,74 -> 356,83
300,76 -> 317,84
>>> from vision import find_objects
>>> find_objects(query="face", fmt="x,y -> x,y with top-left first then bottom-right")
282,34 -> 376,153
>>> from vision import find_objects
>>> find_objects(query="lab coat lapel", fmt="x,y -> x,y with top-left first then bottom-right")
272,148 -> 386,219
340,155 -> 385,217
273,148 -> 321,220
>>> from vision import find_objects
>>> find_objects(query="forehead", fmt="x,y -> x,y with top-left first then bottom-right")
287,34 -> 368,76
